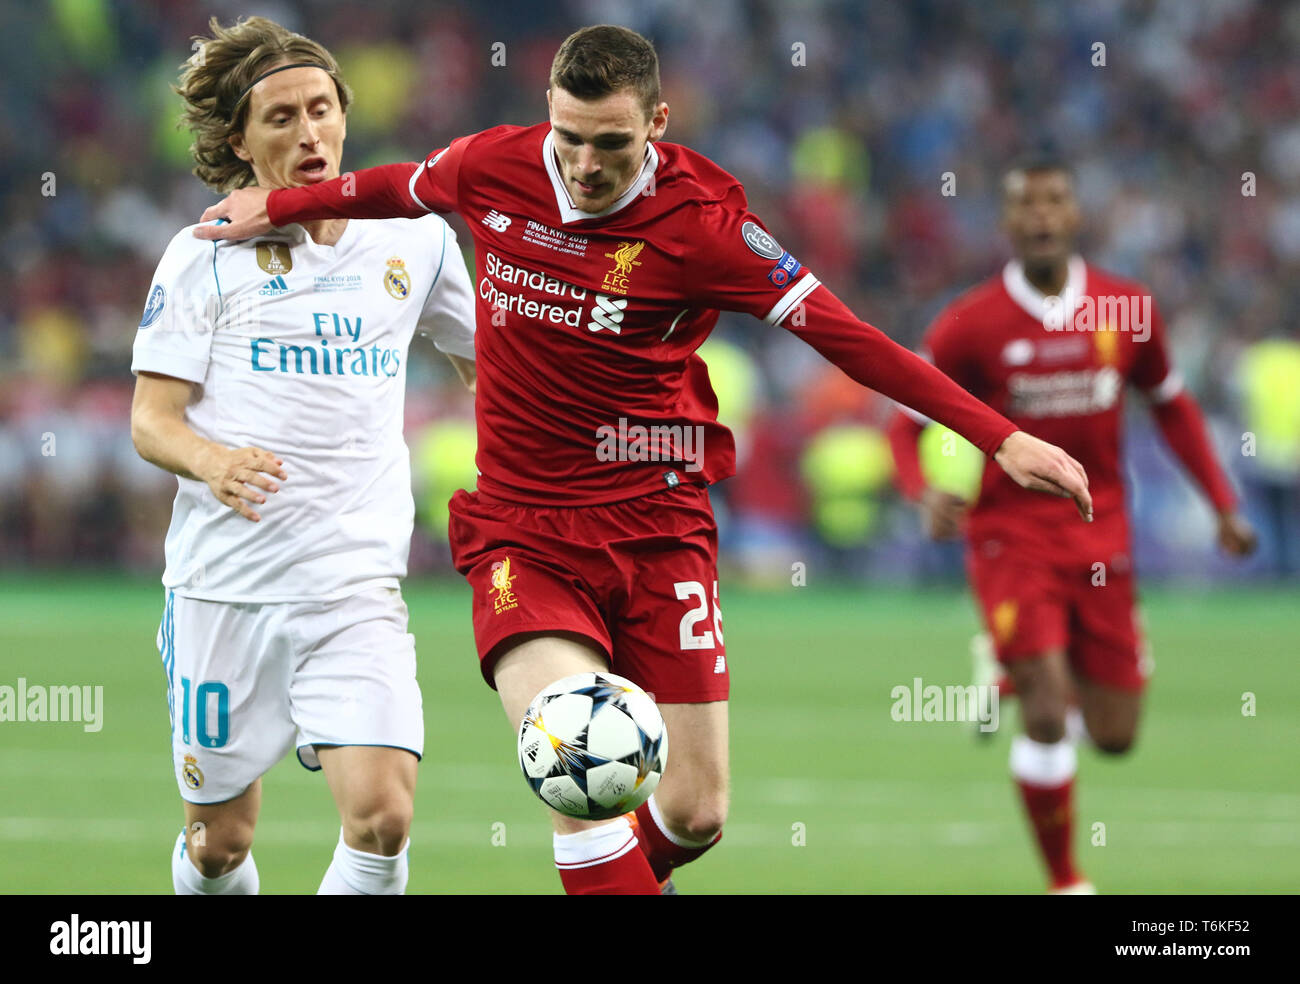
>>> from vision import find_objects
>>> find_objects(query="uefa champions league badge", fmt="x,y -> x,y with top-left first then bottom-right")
384,256 -> 411,300
182,754 -> 204,790
139,284 -> 166,328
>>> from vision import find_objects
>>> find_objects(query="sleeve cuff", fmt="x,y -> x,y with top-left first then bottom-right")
763,274 -> 822,326
431,336 -> 476,360
1144,370 -> 1184,404
131,351 -> 208,385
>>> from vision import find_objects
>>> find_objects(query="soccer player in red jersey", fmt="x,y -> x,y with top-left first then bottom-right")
194,26 -> 1095,894
888,159 -> 1257,893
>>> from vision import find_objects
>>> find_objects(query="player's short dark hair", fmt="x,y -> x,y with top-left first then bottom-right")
549,25 -> 661,119
1002,153 -> 1074,198
176,16 -> 352,192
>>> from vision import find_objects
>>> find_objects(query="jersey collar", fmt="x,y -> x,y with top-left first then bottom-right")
1002,254 -> 1087,328
542,129 -> 659,225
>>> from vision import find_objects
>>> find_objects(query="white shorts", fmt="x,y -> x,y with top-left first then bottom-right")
156,586 -> 423,804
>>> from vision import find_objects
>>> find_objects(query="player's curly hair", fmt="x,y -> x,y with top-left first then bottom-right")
550,25 -> 661,118
175,16 -> 353,192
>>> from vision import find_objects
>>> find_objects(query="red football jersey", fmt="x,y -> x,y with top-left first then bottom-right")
917,257 -> 1182,558
271,122 -> 1019,504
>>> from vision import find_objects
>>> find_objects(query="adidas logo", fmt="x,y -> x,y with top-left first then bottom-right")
259,275 -> 290,296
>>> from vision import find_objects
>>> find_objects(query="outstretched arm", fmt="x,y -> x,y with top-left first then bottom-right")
886,409 -> 928,502
193,163 -> 426,241
886,409 -> 969,539
1150,389 -> 1256,554
1132,301 -> 1255,555
685,204 -> 1092,520
790,286 -> 1092,520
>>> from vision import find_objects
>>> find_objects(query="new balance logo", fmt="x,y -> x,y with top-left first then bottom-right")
587,293 -> 627,334
482,210 -> 512,232
713,653 -> 726,674
258,275 -> 289,296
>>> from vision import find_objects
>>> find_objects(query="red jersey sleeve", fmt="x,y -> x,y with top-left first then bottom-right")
1128,296 -> 1182,400
885,305 -> 974,500
886,411 -> 929,501
682,198 -> 822,322
407,133 -> 475,214
682,201 -> 1017,457
1129,298 -> 1237,511
267,134 -> 476,225
920,308 -> 975,393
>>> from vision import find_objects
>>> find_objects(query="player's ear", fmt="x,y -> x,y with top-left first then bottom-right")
648,102 -> 668,142
229,130 -> 252,164
545,88 -> 553,118
1064,188 -> 1082,231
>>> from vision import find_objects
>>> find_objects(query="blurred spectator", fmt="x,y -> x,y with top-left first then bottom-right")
1235,332 -> 1300,575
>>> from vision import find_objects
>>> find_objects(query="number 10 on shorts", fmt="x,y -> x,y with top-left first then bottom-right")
177,677 -> 230,748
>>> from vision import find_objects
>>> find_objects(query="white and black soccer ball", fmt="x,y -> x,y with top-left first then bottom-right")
517,671 -> 668,820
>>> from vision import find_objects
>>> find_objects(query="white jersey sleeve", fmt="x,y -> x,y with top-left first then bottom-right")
131,224 -> 221,383
415,220 -> 476,360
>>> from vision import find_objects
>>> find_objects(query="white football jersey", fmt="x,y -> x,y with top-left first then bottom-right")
132,215 -> 475,602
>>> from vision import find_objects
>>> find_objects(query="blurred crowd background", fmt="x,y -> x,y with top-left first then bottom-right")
2,0 -> 1299,583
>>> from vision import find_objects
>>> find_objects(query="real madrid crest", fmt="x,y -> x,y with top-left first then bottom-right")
384,256 -> 411,300
182,753 -> 205,790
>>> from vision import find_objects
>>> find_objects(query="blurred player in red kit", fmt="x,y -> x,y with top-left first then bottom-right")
888,159 -> 1257,893
196,25 -> 1096,894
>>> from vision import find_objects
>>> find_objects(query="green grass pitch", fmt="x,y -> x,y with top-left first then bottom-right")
1,574 -> 1296,893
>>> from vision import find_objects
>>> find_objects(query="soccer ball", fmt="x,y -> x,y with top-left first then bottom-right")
517,671 -> 668,820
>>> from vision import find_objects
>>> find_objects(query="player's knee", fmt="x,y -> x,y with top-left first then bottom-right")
657,797 -> 727,845
1092,733 -> 1136,756
343,800 -> 413,856
188,838 -> 252,879
1020,705 -> 1068,744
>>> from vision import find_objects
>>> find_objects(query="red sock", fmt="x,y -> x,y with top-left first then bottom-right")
1015,778 -> 1079,888
632,796 -> 722,883
1010,734 -> 1081,889
554,817 -> 661,895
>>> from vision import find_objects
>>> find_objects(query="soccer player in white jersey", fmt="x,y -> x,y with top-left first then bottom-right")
129,17 -> 476,894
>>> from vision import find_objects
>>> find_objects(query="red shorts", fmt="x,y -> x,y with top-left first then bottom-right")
965,536 -> 1149,691
447,483 -> 728,703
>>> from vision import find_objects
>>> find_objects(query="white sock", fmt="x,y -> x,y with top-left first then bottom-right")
171,828 -> 260,895
1010,734 -> 1077,787
1065,707 -> 1092,746
318,828 -> 410,895
552,815 -> 639,870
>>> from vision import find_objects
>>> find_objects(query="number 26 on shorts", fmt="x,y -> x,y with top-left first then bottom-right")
674,580 -> 723,650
